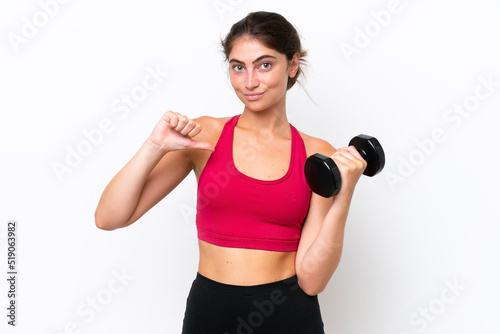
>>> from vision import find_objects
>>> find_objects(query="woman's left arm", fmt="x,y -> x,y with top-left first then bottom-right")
295,145 -> 367,296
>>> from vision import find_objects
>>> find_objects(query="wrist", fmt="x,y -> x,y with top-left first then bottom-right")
331,190 -> 353,208
140,137 -> 171,162
145,136 -> 171,155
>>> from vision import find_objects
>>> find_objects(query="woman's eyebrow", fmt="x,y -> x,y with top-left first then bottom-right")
229,55 -> 277,65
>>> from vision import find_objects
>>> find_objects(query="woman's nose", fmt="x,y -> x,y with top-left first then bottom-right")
245,71 -> 259,90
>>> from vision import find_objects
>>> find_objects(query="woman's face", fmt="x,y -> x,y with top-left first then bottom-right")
228,37 -> 299,113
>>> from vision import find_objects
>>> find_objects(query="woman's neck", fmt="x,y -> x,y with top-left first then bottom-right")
238,98 -> 290,136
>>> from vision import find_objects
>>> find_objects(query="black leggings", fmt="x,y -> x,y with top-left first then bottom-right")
181,272 -> 325,334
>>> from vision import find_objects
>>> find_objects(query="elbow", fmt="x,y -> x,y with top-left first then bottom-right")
300,284 -> 325,297
94,211 -> 118,231
94,208 -> 137,231
296,274 -> 326,296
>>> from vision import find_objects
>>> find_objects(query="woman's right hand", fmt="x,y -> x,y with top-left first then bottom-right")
148,111 -> 214,153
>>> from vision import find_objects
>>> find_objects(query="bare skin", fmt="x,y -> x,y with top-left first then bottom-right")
95,37 -> 366,293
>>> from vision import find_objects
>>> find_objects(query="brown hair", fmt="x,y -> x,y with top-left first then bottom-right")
221,11 -> 308,90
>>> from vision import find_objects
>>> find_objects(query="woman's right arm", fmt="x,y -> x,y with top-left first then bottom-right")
94,111 -> 214,230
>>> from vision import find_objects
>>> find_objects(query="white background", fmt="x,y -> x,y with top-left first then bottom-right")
1,0 -> 499,333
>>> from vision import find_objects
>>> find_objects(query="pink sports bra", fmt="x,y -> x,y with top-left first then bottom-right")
196,114 -> 312,252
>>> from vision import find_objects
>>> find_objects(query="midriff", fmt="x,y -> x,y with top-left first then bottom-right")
197,239 -> 297,286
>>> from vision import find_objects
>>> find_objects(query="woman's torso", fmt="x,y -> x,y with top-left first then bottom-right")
189,115 -> 315,286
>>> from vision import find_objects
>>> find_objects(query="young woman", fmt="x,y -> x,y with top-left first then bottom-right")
95,11 -> 366,334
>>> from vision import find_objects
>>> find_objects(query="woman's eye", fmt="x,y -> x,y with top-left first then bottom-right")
261,63 -> 272,70
233,65 -> 244,72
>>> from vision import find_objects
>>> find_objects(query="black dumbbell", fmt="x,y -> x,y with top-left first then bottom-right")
304,134 -> 385,198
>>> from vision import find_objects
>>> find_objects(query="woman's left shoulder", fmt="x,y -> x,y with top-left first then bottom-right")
296,130 -> 337,157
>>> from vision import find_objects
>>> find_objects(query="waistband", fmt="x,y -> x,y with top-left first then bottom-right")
194,272 -> 300,296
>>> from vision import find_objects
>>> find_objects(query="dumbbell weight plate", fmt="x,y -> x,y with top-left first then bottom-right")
349,134 -> 385,177
304,153 -> 342,198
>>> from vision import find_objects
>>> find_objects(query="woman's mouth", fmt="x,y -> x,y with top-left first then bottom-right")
244,92 -> 265,101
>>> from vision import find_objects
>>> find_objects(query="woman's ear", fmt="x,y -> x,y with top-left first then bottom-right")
288,52 -> 300,78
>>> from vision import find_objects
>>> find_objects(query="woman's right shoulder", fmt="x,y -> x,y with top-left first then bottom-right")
192,115 -> 232,143
194,115 -> 233,129
189,116 -> 231,147
187,115 -> 233,173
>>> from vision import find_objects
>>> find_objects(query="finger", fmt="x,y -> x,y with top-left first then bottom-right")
331,150 -> 357,163
164,111 -> 179,128
189,140 -> 215,152
334,147 -> 363,163
179,119 -> 198,136
186,122 -> 202,138
345,145 -> 364,161
174,114 -> 190,133
342,146 -> 368,171
331,151 -> 365,170
330,152 -> 352,166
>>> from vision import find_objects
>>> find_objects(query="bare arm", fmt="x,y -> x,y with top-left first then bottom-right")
295,141 -> 367,296
94,111 -> 214,230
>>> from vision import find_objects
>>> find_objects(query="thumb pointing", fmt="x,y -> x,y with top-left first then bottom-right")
189,140 -> 215,152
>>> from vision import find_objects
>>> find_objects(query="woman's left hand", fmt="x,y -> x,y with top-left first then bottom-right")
328,146 -> 367,200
